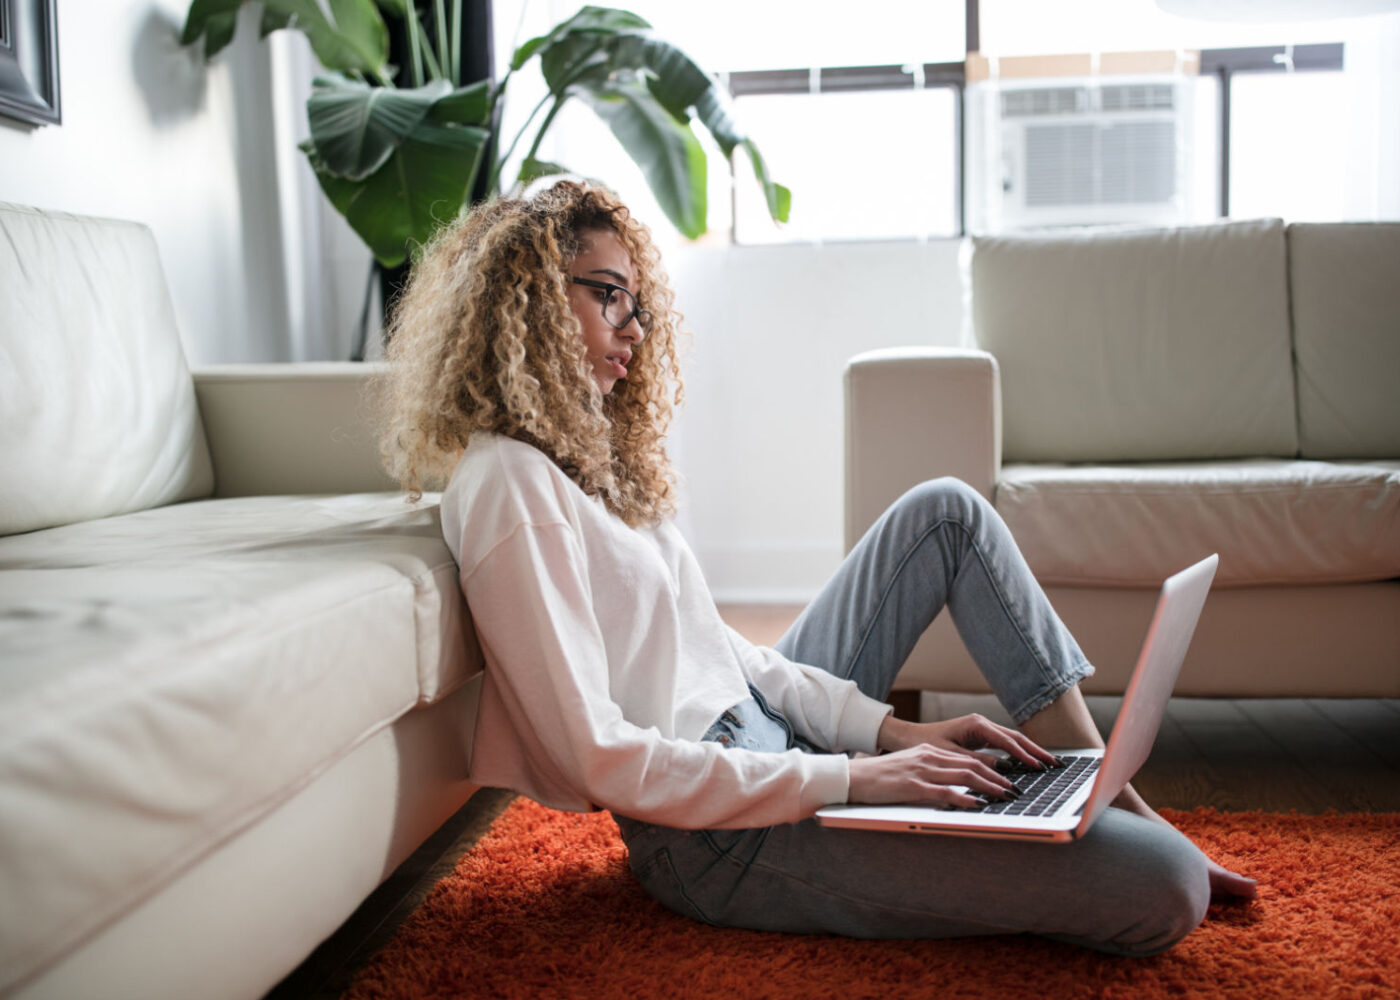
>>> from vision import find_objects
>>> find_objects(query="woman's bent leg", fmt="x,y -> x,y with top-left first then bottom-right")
622,808 -> 1209,956
774,477 -> 1091,722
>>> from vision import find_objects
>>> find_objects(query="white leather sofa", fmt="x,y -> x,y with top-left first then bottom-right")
0,203 -> 483,999
846,218 -> 1400,699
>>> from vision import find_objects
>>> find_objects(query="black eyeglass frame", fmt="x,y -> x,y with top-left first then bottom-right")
570,277 -> 654,334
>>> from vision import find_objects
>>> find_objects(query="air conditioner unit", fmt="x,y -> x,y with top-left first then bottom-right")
968,77 -> 1208,232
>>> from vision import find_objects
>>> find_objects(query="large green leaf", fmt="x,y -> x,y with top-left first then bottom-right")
694,87 -> 790,223
321,0 -> 389,70
182,0 -> 388,75
539,33 -> 614,94
523,13 -> 785,230
279,0 -> 388,75
613,36 -> 710,121
303,118 -> 489,267
534,23 -> 708,124
426,79 -> 492,125
371,0 -> 408,17
517,156 -> 573,187
575,79 -> 707,239
533,13 -> 709,107
308,76 -> 451,180
302,141 -> 359,220
511,5 -> 651,72
260,8 -> 293,36
742,139 -> 792,223
692,86 -> 741,157
181,0 -> 241,55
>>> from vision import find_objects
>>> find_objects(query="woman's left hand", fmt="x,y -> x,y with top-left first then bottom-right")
877,712 -> 1061,772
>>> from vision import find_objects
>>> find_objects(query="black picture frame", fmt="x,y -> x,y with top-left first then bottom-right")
0,0 -> 60,127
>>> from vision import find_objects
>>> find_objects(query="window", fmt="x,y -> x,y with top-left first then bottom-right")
970,1 -> 1394,231
491,0 -> 1399,242
490,0 -> 968,245
730,69 -> 962,243
1228,69 -> 1347,221
1203,44 -> 1349,220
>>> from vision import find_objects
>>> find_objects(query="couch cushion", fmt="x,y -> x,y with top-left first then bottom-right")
0,203 -> 214,536
0,494 -> 478,989
1288,222 -> 1400,459
996,459 -> 1400,587
971,219 -> 1298,463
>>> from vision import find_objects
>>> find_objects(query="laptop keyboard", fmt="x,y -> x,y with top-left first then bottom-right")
973,755 -> 1098,816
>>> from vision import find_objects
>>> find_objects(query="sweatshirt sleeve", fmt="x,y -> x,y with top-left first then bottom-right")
462,520 -> 852,828
724,626 -> 893,756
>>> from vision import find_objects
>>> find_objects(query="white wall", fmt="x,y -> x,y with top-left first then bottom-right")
666,237 -> 968,603
0,0 -> 295,364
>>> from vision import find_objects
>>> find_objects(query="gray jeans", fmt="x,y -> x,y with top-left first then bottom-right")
614,478 -> 1210,956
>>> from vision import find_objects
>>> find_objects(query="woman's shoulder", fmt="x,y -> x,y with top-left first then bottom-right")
442,433 -> 589,540
456,431 -> 558,479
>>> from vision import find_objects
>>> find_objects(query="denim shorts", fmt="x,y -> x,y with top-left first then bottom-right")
699,684 -> 803,754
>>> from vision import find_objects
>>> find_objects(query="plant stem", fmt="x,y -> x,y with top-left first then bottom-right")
405,6 -> 424,86
434,0 -> 450,84
450,0 -> 462,85
418,33 -> 443,79
489,40 -> 608,194
488,86 -> 554,194
514,94 -> 569,193
489,67 -> 513,120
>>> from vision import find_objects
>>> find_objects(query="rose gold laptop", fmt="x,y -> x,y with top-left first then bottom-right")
815,554 -> 1218,842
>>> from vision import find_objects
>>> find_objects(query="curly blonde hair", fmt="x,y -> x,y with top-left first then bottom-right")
375,181 -> 684,527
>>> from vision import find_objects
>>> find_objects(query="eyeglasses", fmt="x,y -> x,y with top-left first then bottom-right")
570,277 -> 654,335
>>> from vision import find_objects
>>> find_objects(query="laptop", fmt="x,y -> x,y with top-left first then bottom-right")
815,553 -> 1218,843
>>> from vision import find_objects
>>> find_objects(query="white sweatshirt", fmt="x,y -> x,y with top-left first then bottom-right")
439,433 -> 893,829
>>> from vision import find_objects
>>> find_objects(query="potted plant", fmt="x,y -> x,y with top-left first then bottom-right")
181,1 -> 790,272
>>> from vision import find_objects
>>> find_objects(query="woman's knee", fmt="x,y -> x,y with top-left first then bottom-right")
890,477 -> 987,527
1105,821 -> 1211,956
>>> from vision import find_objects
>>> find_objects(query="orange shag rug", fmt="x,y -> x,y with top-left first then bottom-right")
343,799 -> 1400,1000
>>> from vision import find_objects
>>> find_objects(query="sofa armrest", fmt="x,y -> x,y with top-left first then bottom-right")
844,347 -> 1002,551
192,363 -> 399,497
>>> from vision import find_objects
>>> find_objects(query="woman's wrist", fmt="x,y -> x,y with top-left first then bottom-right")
876,713 -> 922,753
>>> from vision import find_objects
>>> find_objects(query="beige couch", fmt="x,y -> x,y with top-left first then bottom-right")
0,204 -> 483,999
846,218 -> 1400,699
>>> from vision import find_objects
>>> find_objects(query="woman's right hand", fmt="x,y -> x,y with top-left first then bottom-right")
847,744 -> 1019,809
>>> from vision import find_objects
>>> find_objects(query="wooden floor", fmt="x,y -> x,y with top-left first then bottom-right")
931,692 -> 1400,813
265,603 -> 1400,999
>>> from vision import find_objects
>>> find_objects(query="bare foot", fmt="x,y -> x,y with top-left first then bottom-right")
1114,786 -> 1257,902
1205,857 -> 1258,901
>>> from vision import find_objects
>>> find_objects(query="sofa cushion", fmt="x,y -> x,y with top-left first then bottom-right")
0,204 -> 214,536
996,459 -> 1400,587
0,494 -> 478,988
1288,222 -> 1400,459
971,219 -> 1298,463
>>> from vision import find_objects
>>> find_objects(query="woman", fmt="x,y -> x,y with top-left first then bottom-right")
378,180 -> 1254,956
